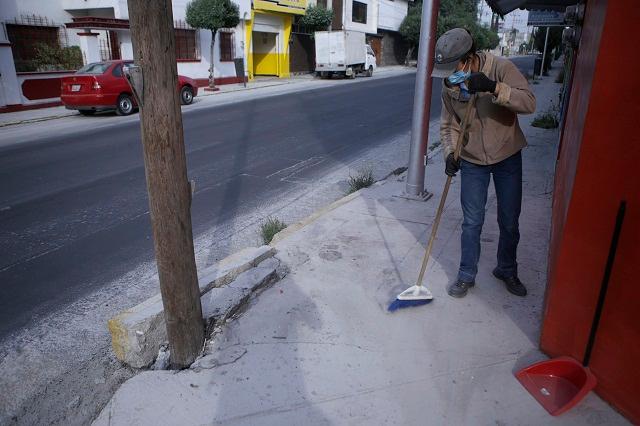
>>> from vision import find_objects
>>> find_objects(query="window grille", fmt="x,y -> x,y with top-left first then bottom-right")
219,30 -> 234,62
174,20 -> 200,60
6,14 -> 73,72
99,37 -> 115,61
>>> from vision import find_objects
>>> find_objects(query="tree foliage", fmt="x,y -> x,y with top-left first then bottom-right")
300,5 -> 333,33
400,0 -> 499,53
532,26 -> 562,72
186,0 -> 240,88
399,6 -> 422,47
186,0 -> 240,33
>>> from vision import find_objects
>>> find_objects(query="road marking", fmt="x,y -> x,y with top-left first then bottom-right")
0,206 -> 10,212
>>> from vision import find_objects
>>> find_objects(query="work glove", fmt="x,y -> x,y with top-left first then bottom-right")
467,72 -> 497,94
445,153 -> 460,177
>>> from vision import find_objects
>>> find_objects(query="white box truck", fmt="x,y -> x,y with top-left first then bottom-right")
314,30 -> 377,78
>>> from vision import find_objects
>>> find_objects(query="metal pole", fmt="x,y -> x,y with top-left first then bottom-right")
242,12 -> 248,88
540,26 -> 549,78
405,0 -> 440,198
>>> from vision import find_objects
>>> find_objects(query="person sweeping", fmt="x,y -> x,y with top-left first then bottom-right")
432,28 -> 536,298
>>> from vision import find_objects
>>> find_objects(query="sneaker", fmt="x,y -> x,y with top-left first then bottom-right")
493,269 -> 527,297
447,279 -> 475,298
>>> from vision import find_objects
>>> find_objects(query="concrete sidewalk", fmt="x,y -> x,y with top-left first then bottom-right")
0,66 -> 410,128
93,74 -> 628,425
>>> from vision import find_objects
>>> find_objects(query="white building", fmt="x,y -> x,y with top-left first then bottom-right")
0,0 -> 410,110
377,0 -> 409,65
326,0 -> 409,65
0,0 -> 310,110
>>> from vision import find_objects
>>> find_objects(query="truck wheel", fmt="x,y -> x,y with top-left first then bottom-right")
366,66 -> 373,77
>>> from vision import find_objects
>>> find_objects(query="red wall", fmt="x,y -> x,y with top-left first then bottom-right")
541,0 -> 640,422
21,77 -> 64,100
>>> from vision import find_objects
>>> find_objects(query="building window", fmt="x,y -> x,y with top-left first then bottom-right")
317,0 -> 327,8
174,20 -> 200,61
6,15 -> 78,72
352,1 -> 367,24
219,31 -> 234,62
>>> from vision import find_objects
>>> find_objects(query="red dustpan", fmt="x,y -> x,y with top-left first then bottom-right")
516,202 -> 626,416
516,356 -> 597,416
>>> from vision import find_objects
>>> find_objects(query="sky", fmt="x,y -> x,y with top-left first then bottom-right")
477,1 -> 530,35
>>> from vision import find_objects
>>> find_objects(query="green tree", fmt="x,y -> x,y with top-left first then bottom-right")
399,5 -> 422,63
533,27 -> 562,74
186,0 -> 240,90
400,0 -> 499,62
300,5 -> 333,36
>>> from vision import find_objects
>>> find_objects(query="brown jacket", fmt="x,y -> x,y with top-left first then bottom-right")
440,52 -> 536,165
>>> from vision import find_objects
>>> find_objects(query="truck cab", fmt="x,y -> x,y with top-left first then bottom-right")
364,44 -> 377,77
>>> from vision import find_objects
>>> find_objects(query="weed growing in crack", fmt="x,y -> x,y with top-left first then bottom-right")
532,103 -> 560,129
260,217 -> 287,244
347,167 -> 375,194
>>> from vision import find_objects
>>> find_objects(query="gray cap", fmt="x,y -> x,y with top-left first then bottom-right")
431,28 -> 473,78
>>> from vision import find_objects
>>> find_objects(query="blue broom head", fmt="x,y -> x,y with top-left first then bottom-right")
387,298 -> 433,312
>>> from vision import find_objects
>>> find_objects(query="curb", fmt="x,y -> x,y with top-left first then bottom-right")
0,112 -> 77,128
107,245 -> 276,368
201,257 -> 281,334
269,190 -> 361,246
270,120 -> 442,247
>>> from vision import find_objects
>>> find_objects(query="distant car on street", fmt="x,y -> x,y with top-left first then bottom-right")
61,60 -> 197,116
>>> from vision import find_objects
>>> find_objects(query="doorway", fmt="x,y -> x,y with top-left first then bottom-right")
253,31 -> 279,76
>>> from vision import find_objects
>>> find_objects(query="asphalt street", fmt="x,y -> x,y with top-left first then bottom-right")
0,57 -> 533,340
0,73 -> 440,339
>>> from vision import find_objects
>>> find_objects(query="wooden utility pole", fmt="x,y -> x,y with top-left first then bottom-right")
127,0 -> 204,368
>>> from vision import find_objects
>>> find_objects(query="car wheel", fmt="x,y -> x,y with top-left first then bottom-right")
180,86 -> 194,105
116,94 -> 134,116
366,66 -> 373,77
79,110 -> 95,116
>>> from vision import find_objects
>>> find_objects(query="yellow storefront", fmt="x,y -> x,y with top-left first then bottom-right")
245,0 -> 306,79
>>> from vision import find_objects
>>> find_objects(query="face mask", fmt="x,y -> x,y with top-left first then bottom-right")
447,61 -> 471,85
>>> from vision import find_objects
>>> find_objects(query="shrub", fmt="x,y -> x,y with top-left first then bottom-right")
33,44 -> 83,71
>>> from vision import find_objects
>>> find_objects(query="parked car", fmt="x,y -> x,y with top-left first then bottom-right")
314,30 -> 377,78
61,60 -> 197,116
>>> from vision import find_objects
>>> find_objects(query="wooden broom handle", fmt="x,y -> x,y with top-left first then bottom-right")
416,97 -> 476,287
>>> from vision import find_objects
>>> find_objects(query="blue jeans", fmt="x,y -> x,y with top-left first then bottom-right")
457,151 -> 522,283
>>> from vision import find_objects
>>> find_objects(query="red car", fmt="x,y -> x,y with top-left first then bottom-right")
61,60 -> 197,116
